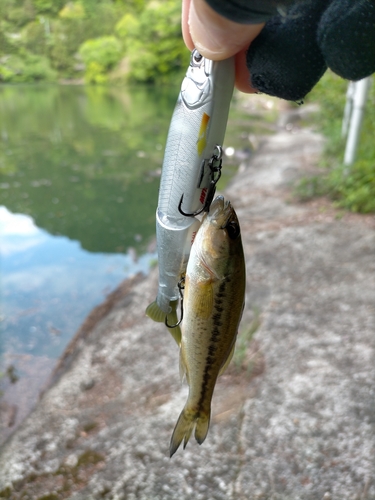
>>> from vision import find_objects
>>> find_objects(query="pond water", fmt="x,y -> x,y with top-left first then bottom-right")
0,84 -> 179,416
1,206 -> 154,359
0,84 -> 180,353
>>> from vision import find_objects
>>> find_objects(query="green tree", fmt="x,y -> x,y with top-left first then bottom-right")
0,52 -> 56,82
79,35 -> 122,83
0,0 -> 188,83
116,0 -> 189,83
33,0 -> 65,15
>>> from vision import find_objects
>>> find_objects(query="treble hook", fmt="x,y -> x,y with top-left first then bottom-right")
165,276 -> 185,328
178,146 -> 223,217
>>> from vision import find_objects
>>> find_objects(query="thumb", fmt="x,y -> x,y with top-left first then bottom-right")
186,0 -> 264,60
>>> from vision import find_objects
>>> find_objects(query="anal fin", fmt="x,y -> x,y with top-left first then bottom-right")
218,342 -> 236,376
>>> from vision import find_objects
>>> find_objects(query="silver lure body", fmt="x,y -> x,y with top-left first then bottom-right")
156,50 -> 235,313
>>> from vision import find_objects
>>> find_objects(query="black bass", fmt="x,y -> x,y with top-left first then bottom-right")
170,195 -> 246,457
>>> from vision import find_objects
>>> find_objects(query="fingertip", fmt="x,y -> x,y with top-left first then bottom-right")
182,0 -> 195,50
182,0 -> 262,94
188,0 -> 264,60
235,49 -> 258,94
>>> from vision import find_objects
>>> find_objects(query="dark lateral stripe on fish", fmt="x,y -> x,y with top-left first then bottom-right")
212,315 -> 223,327
196,279 -> 229,411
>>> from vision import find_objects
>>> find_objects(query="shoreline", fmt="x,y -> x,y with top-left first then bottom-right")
0,273 -> 147,448
42,272 -> 146,396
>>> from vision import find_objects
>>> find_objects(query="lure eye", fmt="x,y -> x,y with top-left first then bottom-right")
225,221 -> 240,240
191,50 -> 203,66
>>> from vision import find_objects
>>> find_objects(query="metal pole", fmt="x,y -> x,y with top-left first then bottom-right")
342,82 -> 354,138
343,76 -> 371,167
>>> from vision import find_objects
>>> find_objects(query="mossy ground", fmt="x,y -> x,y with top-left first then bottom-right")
0,450 -> 105,500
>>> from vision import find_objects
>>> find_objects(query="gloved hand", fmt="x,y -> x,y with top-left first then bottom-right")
182,0 -> 375,101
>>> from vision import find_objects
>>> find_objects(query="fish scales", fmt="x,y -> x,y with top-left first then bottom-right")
170,195 -> 246,457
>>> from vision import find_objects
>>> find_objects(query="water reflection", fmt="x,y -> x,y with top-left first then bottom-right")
0,206 -> 156,361
0,83 -> 173,361
0,84 -> 178,253
0,85 -> 177,438
0,206 -> 156,440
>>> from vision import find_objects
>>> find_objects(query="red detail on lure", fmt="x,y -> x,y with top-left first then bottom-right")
200,188 -> 207,204
191,231 -> 197,244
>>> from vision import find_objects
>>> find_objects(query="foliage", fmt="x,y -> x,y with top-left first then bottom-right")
0,84 -> 177,253
296,71 -> 375,213
79,35 -> 122,83
115,0 -> 189,83
0,52 -> 56,82
329,160 -> 375,213
0,0 -> 187,83
33,0 -> 65,15
59,1 -> 85,19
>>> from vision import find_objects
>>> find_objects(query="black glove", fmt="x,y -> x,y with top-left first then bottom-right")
206,0 -> 375,101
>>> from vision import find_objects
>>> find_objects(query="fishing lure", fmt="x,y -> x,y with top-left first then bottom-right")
146,50 -> 235,334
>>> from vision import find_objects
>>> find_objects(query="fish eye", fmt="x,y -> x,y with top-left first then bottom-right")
225,221 -> 240,240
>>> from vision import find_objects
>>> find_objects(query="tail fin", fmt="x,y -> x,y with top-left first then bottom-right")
145,299 -> 181,346
145,299 -> 166,322
169,405 -> 211,457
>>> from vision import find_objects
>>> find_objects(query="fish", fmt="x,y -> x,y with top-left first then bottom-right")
170,195 -> 246,457
146,50 -> 234,327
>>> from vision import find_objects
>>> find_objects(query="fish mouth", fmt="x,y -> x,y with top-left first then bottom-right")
208,195 -> 233,226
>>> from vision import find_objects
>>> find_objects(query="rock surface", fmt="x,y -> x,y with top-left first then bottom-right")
1,104 -> 374,500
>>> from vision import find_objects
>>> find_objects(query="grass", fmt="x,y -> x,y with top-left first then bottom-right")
295,72 -> 375,213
